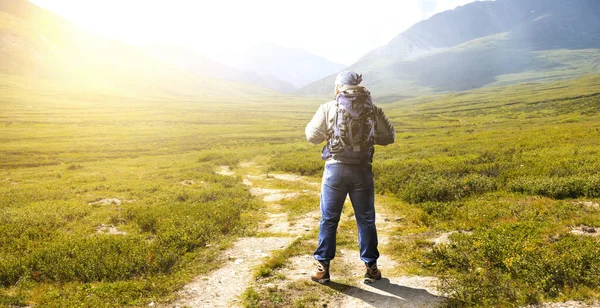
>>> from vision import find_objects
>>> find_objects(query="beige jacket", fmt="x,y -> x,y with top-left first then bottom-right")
305,100 -> 396,162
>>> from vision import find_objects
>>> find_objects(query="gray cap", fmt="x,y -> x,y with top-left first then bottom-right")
335,71 -> 362,86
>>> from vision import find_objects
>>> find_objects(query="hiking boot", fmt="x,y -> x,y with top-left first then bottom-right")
364,263 -> 382,284
311,261 -> 330,284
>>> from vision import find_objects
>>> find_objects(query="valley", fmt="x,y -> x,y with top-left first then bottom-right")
1,0 -> 600,306
1,74 -> 599,307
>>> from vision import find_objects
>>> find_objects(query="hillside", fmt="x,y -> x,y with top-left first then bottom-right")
226,42 -> 346,89
0,0 -> 279,97
299,0 -> 600,98
142,44 -> 296,93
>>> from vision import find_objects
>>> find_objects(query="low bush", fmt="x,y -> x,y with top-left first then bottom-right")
398,173 -> 497,203
428,223 -> 600,307
508,175 -> 600,199
0,172 -> 256,287
268,145 -> 323,176
278,193 -> 320,220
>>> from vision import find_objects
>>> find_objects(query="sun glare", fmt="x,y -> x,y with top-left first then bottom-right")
28,0 -> 455,65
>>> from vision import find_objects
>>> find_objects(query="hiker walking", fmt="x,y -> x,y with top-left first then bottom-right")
305,71 -> 396,284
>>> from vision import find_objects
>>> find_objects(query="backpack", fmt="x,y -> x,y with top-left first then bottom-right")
322,85 -> 376,164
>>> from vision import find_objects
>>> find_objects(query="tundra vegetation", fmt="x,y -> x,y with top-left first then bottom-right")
1,74 -> 600,307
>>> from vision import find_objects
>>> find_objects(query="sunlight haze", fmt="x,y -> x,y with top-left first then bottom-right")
3,0 -> 600,306
29,0 -> 486,65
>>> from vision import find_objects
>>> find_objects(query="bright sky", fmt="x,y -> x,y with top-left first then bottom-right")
30,0 -> 486,66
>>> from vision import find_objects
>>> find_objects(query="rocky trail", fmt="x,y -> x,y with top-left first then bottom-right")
166,163 -> 321,307
169,237 -> 293,307
269,191 -> 444,308
162,162 -> 446,308
164,163 -> 600,307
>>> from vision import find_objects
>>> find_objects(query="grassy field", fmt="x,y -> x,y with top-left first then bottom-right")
1,74 -> 600,307
266,75 -> 600,307
0,77 -> 317,307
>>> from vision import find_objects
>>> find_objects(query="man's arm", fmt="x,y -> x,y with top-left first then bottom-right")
305,104 -> 328,145
374,105 -> 395,145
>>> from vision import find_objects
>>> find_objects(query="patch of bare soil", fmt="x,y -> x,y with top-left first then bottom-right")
326,210 -> 443,308
239,162 -> 257,168
430,231 -> 473,246
96,224 -> 127,235
3,178 -> 19,185
168,165 -> 320,307
573,201 -> 600,209
259,211 -> 320,236
249,187 -> 299,202
180,180 -> 195,186
260,199 -> 445,308
1,178 -> 17,185
269,173 -> 304,182
374,211 -> 404,234
168,237 -> 293,308
215,165 -> 235,176
570,225 -> 600,237
88,198 -> 123,206
248,171 -> 320,187
175,164 -> 446,307
328,275 -> 444,308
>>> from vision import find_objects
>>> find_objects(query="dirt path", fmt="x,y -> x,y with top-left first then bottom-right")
168,162 -> 443,307
334,208 -> 443,308
280,200 -> 444,308
167,164 -> 321,308
169,237 -> 292,308
247,163 -> 443,307
167,163 -> 598,307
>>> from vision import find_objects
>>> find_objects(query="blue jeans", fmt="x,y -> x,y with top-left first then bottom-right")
313,163 -> 379,265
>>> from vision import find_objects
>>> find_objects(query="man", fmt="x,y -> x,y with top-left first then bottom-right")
305,71 -> 396,284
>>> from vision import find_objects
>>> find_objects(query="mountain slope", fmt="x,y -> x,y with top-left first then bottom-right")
299,0 -> 600,98
226,42 -> 346,89
0,0 -> 278,97
142,44 -> 296,93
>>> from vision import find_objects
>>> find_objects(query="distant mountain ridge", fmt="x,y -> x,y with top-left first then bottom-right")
226,42 -> 346,89
142,44 -> 296,93
299,0 -> 600,98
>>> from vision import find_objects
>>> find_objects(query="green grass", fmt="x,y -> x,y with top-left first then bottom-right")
245,234 -> 340,308
0,77 -> 321,306
0,151 -> 259,306
2,71 -> 600,307
430,222 -> 600,306
270,75 -> 600,307
278,193 -> 320,221
377,76 -> 600,306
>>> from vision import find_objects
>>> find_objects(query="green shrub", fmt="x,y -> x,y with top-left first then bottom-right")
268,147 -> 323,176
0,291 -> 26,306
397,173 -> 497,203
508,175 -> 600,199
429,223 -> 600,307
0,180 -> 255,287
279,193 -> 320,219
196,150 -> 242,166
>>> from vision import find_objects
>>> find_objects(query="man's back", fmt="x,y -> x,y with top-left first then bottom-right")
306,71 -> 395,285
305,100 -> 396,161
